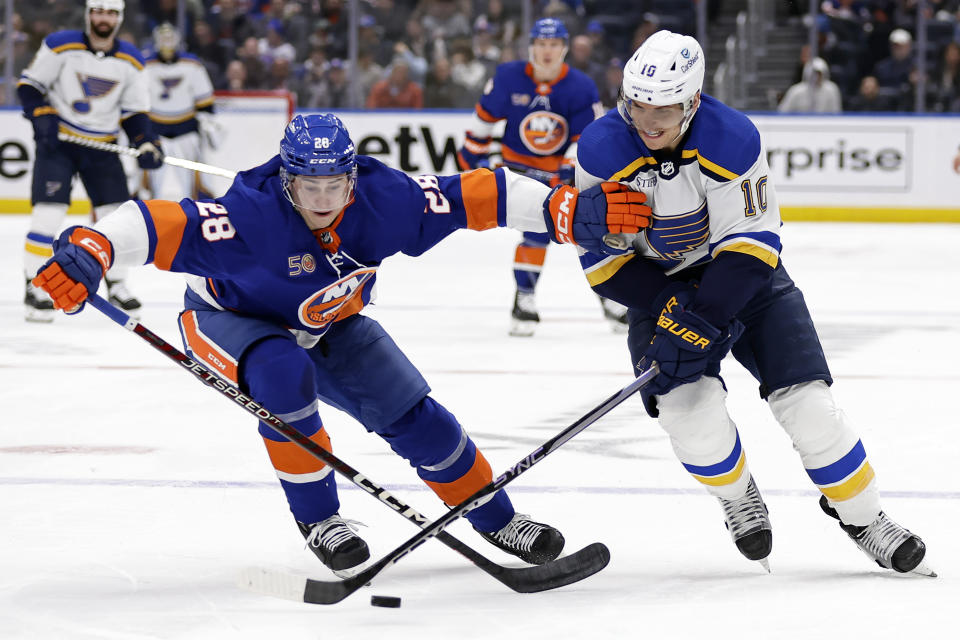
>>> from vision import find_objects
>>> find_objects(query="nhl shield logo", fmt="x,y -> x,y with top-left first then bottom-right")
660,161 -> 675,177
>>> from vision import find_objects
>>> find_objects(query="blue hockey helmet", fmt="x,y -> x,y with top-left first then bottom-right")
280,114 -> 356,177
279,114 -> 357,214
529,18 -> 568,42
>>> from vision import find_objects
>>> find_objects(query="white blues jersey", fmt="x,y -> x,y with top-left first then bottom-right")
145,52 -> 214,134
18,30 -> 149,142
576,94 -> 781,277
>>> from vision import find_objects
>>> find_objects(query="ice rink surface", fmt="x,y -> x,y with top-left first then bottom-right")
1,215 -> 958,639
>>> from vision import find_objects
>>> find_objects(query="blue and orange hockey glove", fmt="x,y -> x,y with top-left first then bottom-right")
457,132 -> 492,170
31,226 -> 113,314
542,182 -> 652,255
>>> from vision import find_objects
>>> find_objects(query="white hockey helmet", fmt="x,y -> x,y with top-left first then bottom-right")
86,0 -> 125,39
618,30 -> 705,137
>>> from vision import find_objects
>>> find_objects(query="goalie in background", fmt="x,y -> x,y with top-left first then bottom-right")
18,0 -> 163,322
30,113 -> 650,577
142,23 -> 223,200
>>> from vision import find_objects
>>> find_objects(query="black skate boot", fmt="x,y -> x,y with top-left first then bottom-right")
476,513 -> 564,564
24,278 -> 55,323
298,514 -> 370,577
818,495 -> 935,576
718,475 -> 773,569
510,291 -> 540,337
105,278 -> 142,314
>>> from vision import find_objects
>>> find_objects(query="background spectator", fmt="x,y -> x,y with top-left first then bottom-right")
366,58 -> 424,109
778,57 -> 843,113
847,75 -> 897,111
424,56 -> 472,108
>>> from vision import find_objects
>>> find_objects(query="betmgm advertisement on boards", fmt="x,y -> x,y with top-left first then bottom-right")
0,109 -> 958,218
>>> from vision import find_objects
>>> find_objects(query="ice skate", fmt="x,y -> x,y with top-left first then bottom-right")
599,297 -> 629,334
476,513 -> 565,564
718,475 -> 773,570
819,495 -> 935,577
510,290 -> 540,337
24,279 -> 55,323
298,514 -> 370,578
105,278 -> 142,315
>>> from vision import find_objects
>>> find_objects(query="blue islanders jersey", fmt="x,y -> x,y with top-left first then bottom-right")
574,95 -> 782,323
466,61 -> 602,173
94,156 -> 551,337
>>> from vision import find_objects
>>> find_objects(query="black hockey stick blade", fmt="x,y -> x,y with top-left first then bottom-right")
436,533 -> 610,593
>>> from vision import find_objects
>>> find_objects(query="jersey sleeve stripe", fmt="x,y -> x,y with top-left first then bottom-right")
583,253 -> 636,286
475,103 -> 500,123
609,156 -> 656,181
140,199 -> 187,269
51,42 -> 87,54
459,168 -> 502,230
696,152 -> 739,181
114,52 -> 144,70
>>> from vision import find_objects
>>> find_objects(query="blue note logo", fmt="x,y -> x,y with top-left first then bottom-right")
72,73 -> 119,113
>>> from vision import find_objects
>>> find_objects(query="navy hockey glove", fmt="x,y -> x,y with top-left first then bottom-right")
136,140 -> 164,170
457,132 -> 492,170
30,110 -> 61,152
31,226 -> 112,314
641,284 -> 744,397
543,182 -> 652,255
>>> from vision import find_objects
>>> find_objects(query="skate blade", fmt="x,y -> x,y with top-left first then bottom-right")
757,557 -> 771,573
908,560 -> 937,578
509,319 -> 537,337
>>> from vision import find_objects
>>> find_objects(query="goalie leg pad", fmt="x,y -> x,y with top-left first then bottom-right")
768,380 -> 880,526
658,376 -> 751,500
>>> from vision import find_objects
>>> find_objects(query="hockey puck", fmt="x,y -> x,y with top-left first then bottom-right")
370,595 -> 402,608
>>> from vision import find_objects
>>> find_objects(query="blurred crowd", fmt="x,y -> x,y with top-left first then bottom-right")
0,0 -> 699,109
781,0 -> 960,112
2,0 -> 958,113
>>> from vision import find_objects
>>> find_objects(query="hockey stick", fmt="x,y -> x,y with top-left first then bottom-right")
57,132 -> 238,180
86,293 -> 612,595
255,363 -> 660,605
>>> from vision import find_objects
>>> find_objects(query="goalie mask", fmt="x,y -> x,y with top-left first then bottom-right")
618,30 -> 705,141
85,0 -> 124,41
152,22 -> 180,59
279,114 -> 357,215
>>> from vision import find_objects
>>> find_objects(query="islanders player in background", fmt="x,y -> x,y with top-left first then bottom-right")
18,0 -> 163,321
543,30 -> 933,576
457,18 -> 628,336
141,23 -> 222,200
30,114 -> 648,576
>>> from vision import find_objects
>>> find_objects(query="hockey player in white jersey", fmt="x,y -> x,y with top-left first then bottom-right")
18,0 -> 163,322
143,23 -> 222,200
544,31 -> 933,576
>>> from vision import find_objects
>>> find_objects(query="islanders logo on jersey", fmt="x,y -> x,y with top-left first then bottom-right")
518,110 -> 569,155
73,73 -> 119,113
298,267 -> 377,330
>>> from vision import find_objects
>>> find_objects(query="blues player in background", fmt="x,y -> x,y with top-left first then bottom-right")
30,114 -> 647,576
457,18 -> 628,336
543,31 -> 933,576
141,23 -> 222,200
18,0 -> 164,322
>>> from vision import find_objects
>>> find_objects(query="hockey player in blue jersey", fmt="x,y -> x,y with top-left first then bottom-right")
30,113 -> 649,576
457,17 -> 628,336
542,31 -> 933,576
18,0 -> 164,322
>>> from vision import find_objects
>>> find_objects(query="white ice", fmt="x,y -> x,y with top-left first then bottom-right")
1,216 -> 958,639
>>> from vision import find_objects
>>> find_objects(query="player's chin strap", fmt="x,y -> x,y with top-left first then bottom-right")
57,132 -> 238,180
86,292 -> 618,599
